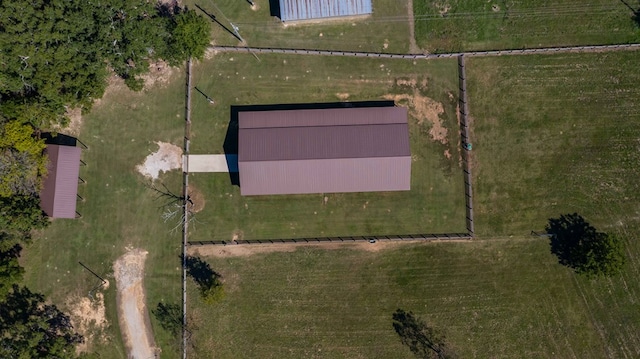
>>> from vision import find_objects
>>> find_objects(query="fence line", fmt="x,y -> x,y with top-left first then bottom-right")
181,57 -> 192,359
458,55 -> 474,236
211,43 -> 640,59
188,233 -> 472,246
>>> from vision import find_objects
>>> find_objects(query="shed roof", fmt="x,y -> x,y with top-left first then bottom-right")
238,105 -> 410,196
40,144 -> 81,218
278,0 -> 372,22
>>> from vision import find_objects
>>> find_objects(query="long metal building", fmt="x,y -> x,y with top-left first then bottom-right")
40,144 -> 81,218
277,0 -> 372,22
237,103 -> 410,196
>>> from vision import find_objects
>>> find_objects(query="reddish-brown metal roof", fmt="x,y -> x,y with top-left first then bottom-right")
237,105 -> 410,196
39,144 -> 81,218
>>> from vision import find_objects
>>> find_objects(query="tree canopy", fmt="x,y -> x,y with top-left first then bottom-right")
547,213 -> 626,277
0,0 -> 210,125
0,285 -> 83,358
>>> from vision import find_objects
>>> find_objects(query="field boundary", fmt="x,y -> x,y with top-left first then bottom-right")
458,55 -> 474,235
188,233 -> 472,246
181,57 -> 192,359
211,43 -> 640,59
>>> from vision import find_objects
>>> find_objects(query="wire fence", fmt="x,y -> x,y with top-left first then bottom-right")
188,233 -> 472,246
211,43 -> 640,59
181,57 -> 192,359
458,55 -> 474,236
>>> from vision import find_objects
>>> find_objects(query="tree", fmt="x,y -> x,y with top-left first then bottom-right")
184,255 -> 224,303
0,119 -> 48,198
0,285 -> 83,358
0,195 -> 49,236
392,309 -> 457,359
547,213 -> 625,277
167,9 -> 211,61
0,243 -> 24,300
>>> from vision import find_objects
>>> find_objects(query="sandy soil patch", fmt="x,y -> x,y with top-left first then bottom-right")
384,89 -> 448,144
188,185 -> 205,213
189,240 -> 454,258
54,106 -> 84,137
67,289 -> 109,354
336,93 -> 350,100
136,142 -> 183,180
114,249 -> 158,359
140,60 -> 177,90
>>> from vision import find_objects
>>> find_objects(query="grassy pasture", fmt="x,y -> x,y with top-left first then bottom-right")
189,238 -> 611,358
466,50 -> 640,356
414,0 -> 640,52
184,0 -> 411,53
188,53 -> 466,241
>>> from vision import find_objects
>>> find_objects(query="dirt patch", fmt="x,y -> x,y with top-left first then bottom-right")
140,60 -> 176,90
435,1 -> 451,16
336,93 -> 350,100
188,185 -> 205,213
384,90 -> 448,145
54,106 -> 84,137
114,249 -> 158,359
67,289 -> 109,354
189,240 -> 425,258
136,141 -> 183,180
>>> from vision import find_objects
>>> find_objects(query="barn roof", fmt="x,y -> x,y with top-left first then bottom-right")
238,105 -> 410,196
277,0 -> 372,22
39,144 -> 81,218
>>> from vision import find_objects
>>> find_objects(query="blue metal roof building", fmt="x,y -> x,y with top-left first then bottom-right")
277,0 -> 372,22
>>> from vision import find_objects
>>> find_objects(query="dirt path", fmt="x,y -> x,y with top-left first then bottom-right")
114,249 -> 158,359
407,0 -> 421,53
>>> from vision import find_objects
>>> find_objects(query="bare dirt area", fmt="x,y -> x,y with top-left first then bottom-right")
140,60 -> 177,90
189,240 -> 434,258
66,286 -> 109,354
114,249 -> 158,359
136,141 -> 183,180
384,78 -> 449,145
188,184 -> 206,213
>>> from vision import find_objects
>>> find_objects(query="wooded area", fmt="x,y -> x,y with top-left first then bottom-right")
0,0 -> 210,356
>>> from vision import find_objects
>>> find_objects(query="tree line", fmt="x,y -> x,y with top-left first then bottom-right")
0,0 -> 211,356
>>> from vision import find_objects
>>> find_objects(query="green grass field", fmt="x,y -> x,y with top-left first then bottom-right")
414,0 -> 640,52
187,50 -> 640,358
184,0 -> 411,53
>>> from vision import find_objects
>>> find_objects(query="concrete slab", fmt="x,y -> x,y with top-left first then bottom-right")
185,154 -> 238,173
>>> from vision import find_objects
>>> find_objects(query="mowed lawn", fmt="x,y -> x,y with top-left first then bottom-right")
189,238 -> 617,359
467,50 -> 640,356
184,0 -> 411,53
22,74 -> 188,358
187,53 -> 467,241
414,0 -> 640,52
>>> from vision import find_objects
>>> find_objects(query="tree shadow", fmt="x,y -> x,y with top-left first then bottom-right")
620,0 -> 640,27
392,308 -> 457,359
182,255 -> 222,291
546,213 -> 596,269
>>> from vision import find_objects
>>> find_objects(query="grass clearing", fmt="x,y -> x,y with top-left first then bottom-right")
467,50 -> 640,357
414,0 -> 640,52
185,0 -> 412,53
189,238 -> 606,358
22,75 -> 187,357
188,53 -> 466,241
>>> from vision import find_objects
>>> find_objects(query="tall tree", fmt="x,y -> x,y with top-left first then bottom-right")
0,285 -> 83,358
547,213 -> 625,277
0,118 -> 47,198
0,242 -> 23,300
167,9 -> 211,62
392,309 -> 457,359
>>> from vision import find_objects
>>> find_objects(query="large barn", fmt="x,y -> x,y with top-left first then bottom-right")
275,0 -> 372,22
237,103 -> 411,196
39,143 -> 82,218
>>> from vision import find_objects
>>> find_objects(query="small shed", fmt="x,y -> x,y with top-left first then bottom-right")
276,0 -> 372,22
237,103 -> 410,196
39,144 -> 82,218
